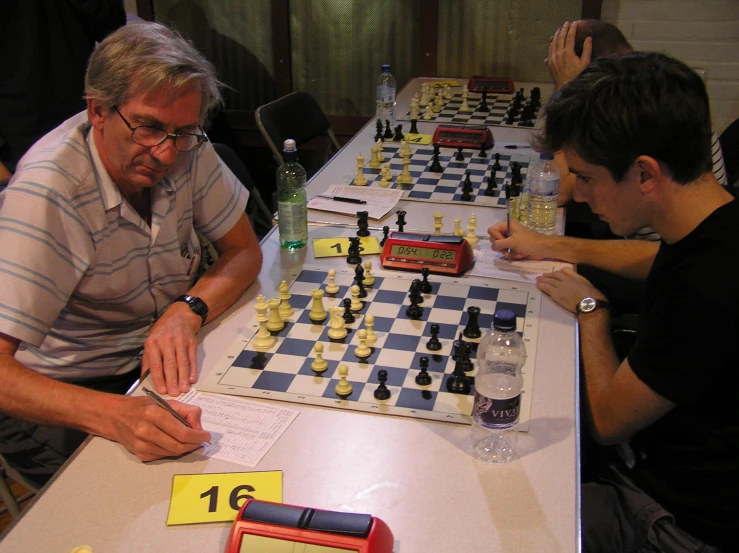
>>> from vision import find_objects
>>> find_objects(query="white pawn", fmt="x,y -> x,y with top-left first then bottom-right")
376,138 -> 385,163
460,95 -> 471,113
466,213 -> 479,246
278,280 -> 293,319
354,152 -> 367,186
453,217 -> 464,236
350,284 -> 363,312
354,329 -> 372,358
444,83 -> 452,100
433,212 -> 444,236
432,94 -> 442,113
309,289 -> 327,322
327,306 -> 348,340
363,261 -> 375,286
253,301 -> 275,350
397,156 -> 413,185
335,365 -> 353,396
423,103 -> 433,120
325,269 -> 340,295
369,145 -> 382,169
409,98 -> 419,120
266,298 -> 284,332
400,139 -> 411,158
311,343 -> 328,373
364,314 -> 377,345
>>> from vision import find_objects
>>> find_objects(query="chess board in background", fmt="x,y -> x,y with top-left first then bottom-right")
198,265 -> 542,430
352,143 -> 537,208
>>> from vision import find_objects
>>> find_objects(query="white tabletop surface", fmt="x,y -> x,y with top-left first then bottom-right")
0,79 -> 579,553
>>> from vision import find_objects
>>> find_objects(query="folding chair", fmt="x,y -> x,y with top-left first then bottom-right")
0,454 -> 39,519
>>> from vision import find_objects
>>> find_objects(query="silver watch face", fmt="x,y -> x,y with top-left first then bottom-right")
579,297 -> 598,313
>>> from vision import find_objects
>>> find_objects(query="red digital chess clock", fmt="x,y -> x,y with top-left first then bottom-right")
381,232 -> 475,276
467,76 -> 514,94
226,499 -> 394,553
432,124 -> 494,150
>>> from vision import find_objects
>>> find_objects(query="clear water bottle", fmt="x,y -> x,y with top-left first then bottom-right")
376,64 -> 396,127
526,153 -> 560,235
276,139 -> 307,250
472,308 -> 527,463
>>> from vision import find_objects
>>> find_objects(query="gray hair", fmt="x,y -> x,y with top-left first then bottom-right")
85,22 -> 223,125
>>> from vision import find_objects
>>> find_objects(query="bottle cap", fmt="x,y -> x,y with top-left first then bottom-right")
539,152 -> 554,161
381,64 -> 391,72
283,139 -> 297,153
493,309 -> 517,331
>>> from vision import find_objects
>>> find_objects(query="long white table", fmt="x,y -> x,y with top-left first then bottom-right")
0,79 -> 579,553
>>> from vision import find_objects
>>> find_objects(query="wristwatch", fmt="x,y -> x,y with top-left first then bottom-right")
175,295 -> 209,325
576,297 -> 610,315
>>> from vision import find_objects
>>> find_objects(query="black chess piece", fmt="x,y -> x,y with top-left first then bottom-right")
493,153 -> 502,172
374,369 -> 391,400
405,284 -> 423,320
380,225 -> 390,247
383,119 -> 393,140
484,170 -> 496,196
409,119 -> 419,134
426,323 -> 442,351
429,143 -> 443,173
347,236 -> 361,265
506,109 -> 516,125
354,264 -> 367,298
446,357 -> 471,394
478,142 -> 487,158
396,210 -> 406,232
451,331 -> 464,361
455,146 -> 465,161
393,124 -> 404,142
460,172 -> 473,201
342,298 -> 355,324
356,211 -> 370,237
461,341 -> 474,373
411,279 -> 424,303
375,119 -> 384,141
415,356 -> 432,386
463,306 -> 482,339
420,267 -> 432,294
477,89 -> 490,112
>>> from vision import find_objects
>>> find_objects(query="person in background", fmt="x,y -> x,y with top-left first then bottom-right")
0,22 -> 263,487
489,52 -> 737,552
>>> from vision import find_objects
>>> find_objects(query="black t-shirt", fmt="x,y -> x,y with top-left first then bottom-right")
627,199 -> 739,550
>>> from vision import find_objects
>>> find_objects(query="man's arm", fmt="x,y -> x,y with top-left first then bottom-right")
488,219 -> 658,281
536,268 -> 674,444
143,214 -> 263,396
0,334 -> 211,461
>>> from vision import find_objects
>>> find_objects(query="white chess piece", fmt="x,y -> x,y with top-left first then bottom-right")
409,98 -> 419,120
354,329 -> 372,358
460,93 -> 471,113
444,83 -> 452,100
466,213 -> 479,246
363,261 -> 375,286
311,343 -> 328,373
453,217 -> 465,236
327,306 -> 348,340
266,298 -> 284,332
433,212 -> 444,236
335,364 -> 353,396
397,155 -> 413,185
369,146 -> 382,169
350,285 -> 363,312
364,314 -> 377,345
400,139 -> 411,158
325,269 -> 340,295
354,152 -> 367,186
376,138 -> 385,163
253,301 -> 276,350
278,280 -> 293,319
423,103 -> 433,120
309,289 -> 327,322
432,93 -> 442,113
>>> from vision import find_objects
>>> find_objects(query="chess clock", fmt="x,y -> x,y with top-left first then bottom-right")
381,232 -> 475,276
467,76 -> 514,94
432,124 -> 494,150
226,499 -> 394,553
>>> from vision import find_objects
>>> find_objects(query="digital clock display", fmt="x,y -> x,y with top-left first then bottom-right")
240,534 -> 356,552
390,245 -> 457,261
439,131 -> 482,141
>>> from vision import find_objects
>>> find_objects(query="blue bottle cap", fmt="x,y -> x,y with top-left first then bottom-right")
539,152 -> 554,160
381,64 -> 391,72
493,309 -> 517,331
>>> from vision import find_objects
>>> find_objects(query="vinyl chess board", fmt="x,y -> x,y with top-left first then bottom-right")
198,265 -> 542,429
398,91 -> 539,128
351,143 -> 537,208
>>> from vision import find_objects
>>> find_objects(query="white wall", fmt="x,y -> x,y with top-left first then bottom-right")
602,0 -> 739,135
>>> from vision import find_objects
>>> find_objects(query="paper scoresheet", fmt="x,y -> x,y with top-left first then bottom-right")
307,185 -> 403,219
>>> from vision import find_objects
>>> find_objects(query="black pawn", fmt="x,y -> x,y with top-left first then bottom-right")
426,323 -> 442,351
446,358 -> 471,394
342,298 -> 355,324
396,210 -> 406,232
354,264 -> 367,298
460,341 -> 474,373
380,225 -> 390,247
429,143 -> 443,173
415,356 -> 432,386
347,236 -> 361,265
356,211 -> 370,237
406,285 -> 423,320
420,266 -> 432,294
393,124 -> 404,142
375,119 -> 384,141
479,142 -> 487,158
451,331 -> 464,361
484,169 -> 497,196
383,119 -> 393,140
460,172 -> 473,202
455,146 -> 465,161
411,279 -> 424,304
409,119 -> 419,134
477,89 -> 490,112
493,153 -> 502,172
374,369 -> 391,400
463,306 -> 481,339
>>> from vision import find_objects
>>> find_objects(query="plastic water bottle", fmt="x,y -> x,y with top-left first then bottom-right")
472,309 -> 527,463
276,139 -> 307,250
376,64 -> 396,128
526,153 -> 560,235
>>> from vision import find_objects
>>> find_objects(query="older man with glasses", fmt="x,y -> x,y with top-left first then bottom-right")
0,22 -> 263,487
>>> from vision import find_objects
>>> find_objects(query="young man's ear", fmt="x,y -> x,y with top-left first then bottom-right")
634,155 -> 661,193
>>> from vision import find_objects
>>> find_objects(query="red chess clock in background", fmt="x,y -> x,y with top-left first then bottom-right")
381,232 -> 475,276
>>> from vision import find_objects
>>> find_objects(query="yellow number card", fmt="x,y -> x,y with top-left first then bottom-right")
405,133 -> 433,145
313,237 -> 381,258
430,80 -> 461,87
167,471 -> 283,525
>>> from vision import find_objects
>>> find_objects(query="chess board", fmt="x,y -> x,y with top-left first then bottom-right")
351,143 -> 537,208
398,91 -> 540,128
198,265 -> 542,430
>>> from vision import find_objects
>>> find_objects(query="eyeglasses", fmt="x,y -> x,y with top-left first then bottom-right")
113,107 -> 209,152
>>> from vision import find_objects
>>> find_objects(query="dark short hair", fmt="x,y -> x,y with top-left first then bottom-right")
575,20 -> 632,59
536,52 -> 713,183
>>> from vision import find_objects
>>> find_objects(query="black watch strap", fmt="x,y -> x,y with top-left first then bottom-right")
175,294 -> 208,325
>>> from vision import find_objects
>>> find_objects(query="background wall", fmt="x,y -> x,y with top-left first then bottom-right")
602,0 -> 739,135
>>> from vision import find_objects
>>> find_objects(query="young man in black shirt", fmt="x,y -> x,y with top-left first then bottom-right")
488,52 -> 737,552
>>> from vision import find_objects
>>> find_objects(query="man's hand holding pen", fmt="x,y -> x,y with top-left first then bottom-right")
488,218 -> 551,261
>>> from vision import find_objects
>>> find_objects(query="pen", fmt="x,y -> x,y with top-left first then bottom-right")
142,387 -> 192,428
318,195 -> 367,204
505,185 -> 512,259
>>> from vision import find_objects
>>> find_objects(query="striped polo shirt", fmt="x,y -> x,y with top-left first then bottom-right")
0,112 -> 248,380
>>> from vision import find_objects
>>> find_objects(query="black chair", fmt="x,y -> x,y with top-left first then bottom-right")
255,91 -> 340,175
719,117 -> 739,189
212,143 -> 274,240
